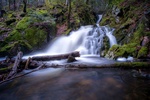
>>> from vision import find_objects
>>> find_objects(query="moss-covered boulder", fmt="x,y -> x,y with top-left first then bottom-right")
0,41 -> 32,57
105,43 -> 138,60
0,8 -> 56,57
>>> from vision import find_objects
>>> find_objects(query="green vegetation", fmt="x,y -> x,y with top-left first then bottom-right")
115,62 -> 150,68
102,0 -> 150,59
137,46 -> 148,58
106,43 -> 139,59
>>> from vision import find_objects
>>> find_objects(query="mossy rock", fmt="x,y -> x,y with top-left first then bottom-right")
16,17 -> 32,30
137,46 -> 148,58
105,43 -> 138,59
24,27 -> 47,47
0,40 -> 32,56
5,30 -> 22,42
2,27 -> 47,56
105,45 -> 120,59
5,18 -> 16,26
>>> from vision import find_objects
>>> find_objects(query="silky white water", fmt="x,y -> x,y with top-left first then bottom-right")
28,15 -> 117,57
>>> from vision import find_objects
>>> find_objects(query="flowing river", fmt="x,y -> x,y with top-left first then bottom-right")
0,68 -> 149,100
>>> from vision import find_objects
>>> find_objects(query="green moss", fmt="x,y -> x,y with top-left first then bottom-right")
100,17 -> 110,26
24,27 -> 46,47
123,43 -> 137,56
106,43 -> 138,59
16,17 -> 32,30
133,22 -> 144,42
36,9 -> 48,16
115,47 -> 126,57
109,0 -> 125,6
18,40 -> 32,50
7,13 -> 16,18
109,45 -> 120,51
137,46 -> 148,58
6,30 -> 22,42
120,18 -> 134,29
0,40 -> 32,55
0,42 -> 17,52
115,62 -> 150,68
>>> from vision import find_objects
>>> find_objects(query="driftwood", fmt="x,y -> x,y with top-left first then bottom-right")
25,57 -> 31,69
6,52 -> 23,79
31,51 -> 80,61
21,59 -> 150,69
0,64 -> 44,84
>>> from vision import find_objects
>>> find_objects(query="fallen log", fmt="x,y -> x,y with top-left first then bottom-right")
0,64 -> 45,84
25,57 -> 31,69
31,51 -> 80,61
6,52 -> 23,79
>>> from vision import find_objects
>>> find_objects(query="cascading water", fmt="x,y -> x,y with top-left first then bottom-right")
104,26 -> 117,47
35,15 -> 117,56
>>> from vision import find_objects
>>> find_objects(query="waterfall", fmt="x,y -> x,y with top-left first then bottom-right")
96,15 -> 103,25
104,26 -> 117,47
39,15 -> 117,56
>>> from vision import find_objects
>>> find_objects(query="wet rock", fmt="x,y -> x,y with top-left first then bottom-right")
112,6 -> 120,17
127,56 -> 134,62
105,51 -> 115,60
67,55 -> 76,63
112,6 -> 122,23
117,57 -> 127,62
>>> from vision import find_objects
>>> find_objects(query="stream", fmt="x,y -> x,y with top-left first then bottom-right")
0,68 -> 149,100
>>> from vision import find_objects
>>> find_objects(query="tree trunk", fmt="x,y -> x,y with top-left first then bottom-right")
86,0 -> 89,4
67,0 -> 71,29
66,0 -> 68,6
32,51 -> 80,61
13,0 -> 16,11
23,0 -> 27,13
8,0 -> 10,10
0,0 -> 2,17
